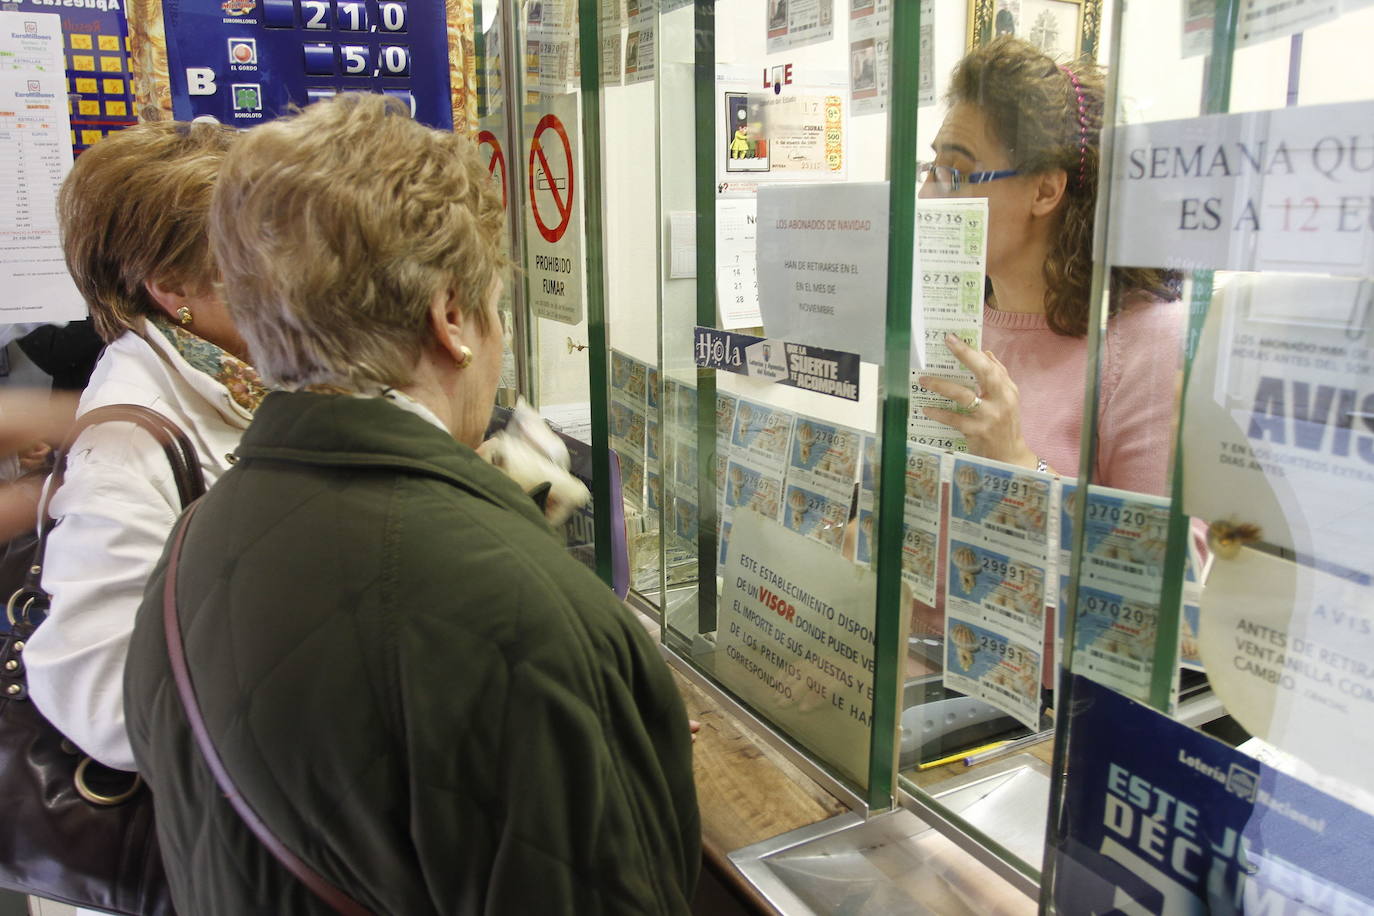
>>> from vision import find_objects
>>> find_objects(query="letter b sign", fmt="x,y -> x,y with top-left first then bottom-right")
186,68 -> 217,96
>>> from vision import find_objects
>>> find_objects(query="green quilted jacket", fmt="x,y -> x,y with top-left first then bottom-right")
124,391 -> 700,915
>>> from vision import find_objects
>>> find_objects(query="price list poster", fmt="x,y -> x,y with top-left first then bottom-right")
0,12 -> 86,323
7,0 -> 137,153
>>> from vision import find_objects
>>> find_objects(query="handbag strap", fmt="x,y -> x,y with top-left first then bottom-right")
162,500 -> 373,916
26,404 -> 207,595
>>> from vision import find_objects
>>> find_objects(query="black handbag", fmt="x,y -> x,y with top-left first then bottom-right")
0,404 -> 205,915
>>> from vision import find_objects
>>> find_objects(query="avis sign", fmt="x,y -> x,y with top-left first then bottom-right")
524,94 -> 584,325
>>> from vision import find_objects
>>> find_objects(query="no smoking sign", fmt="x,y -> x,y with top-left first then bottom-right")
528,113 -> 575,243
523,97 -> 583,326
477,129 -> 507,210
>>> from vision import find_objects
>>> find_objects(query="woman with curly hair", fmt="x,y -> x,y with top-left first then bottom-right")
917,37 -> 1182,496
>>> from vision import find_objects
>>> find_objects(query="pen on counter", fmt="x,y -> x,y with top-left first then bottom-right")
962,729 -> 1054,767
916,739 -> 1010,771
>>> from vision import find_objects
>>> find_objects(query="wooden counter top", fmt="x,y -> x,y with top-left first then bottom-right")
673,667 -> 849,853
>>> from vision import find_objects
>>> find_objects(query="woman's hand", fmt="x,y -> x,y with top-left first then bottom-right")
918,334 -> 1037,469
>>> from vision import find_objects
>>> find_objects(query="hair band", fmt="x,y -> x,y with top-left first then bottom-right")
1059,64 -> 1090,189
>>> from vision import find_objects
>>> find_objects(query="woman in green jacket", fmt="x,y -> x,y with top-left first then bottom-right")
123,93 -> 700,915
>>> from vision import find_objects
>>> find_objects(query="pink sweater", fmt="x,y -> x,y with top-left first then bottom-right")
982,295 -> 1184,497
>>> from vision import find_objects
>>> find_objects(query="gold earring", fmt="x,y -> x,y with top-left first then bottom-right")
456,345 -> 473,370
175,306 -> 193,325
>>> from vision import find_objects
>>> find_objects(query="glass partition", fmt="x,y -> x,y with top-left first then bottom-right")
1045,0 -> 1374,911
655,0 -> 901,801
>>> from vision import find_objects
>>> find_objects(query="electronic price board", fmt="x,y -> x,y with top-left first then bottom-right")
134,0 -> 469,131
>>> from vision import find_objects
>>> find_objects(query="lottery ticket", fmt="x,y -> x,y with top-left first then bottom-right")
944,616 -> 1042,730
908,197 -> 988,452
947,539 -> 1047,648
730,398 -> 794,475
723,459 -> 784,523
782,417 -> 860,551
900,445 -> 944,604
1058,482 -> 1174,702
854,434 -> 879,567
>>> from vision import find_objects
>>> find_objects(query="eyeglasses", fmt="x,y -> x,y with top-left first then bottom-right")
918,161 -> 1021,193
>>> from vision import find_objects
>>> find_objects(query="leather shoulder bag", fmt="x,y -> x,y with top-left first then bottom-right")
0,404 -> 204,915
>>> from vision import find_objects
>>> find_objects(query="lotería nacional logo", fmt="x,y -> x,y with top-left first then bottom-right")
222,0 -> 257,16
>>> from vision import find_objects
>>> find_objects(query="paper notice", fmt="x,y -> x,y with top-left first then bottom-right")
0,15 -> 85,325
717,198 -> 761,328
1201,547 -> 1374,797
669,210 -> 696,278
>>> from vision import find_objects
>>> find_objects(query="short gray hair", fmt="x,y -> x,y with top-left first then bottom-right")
209,93 -> 508,388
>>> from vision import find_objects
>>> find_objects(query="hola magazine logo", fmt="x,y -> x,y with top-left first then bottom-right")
221,0 -> 256,15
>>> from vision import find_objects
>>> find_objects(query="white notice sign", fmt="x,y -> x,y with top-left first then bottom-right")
718,510 -> 879,786
0,13 -> 84,324
524,94 -> 585,326
1200,547 -> 1374,797
1182,272 -> 1374,576
1108,100 -> 1374,277
717,198 -> 760,328
756,182 -> 889,363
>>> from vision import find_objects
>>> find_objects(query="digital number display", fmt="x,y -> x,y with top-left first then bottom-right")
379,2 -> 407,32
335,1 -> 368,30
165,0 -> 450,129
340,45 -> 369,75
379,45 -> 410,76
302,0 -> 330,29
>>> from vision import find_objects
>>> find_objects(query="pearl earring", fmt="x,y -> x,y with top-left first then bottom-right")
175,306 -> 193,325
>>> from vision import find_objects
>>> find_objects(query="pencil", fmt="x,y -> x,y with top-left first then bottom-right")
915,739 -> 1011,771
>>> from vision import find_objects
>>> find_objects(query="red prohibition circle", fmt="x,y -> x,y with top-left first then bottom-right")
527,114 -> 574,244
476,129 -> 507,209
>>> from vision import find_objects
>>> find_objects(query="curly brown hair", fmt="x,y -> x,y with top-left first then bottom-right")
948,37 -> 1179,337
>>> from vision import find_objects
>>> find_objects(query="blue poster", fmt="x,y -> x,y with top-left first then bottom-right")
1053,675 -> 1374,914
159,0 -> 453,128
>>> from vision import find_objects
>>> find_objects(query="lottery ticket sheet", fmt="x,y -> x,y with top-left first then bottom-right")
854,435 -> 878,567
723,398 -> 793,531
899,445 -> 944,605
1057,482 -> 1174,705
944,616 -> 1043,730
781,418 -> 860,552
625,0 -> 656,84
944,454 -> 1056,729
766,0 -> 835,52
661,379 -> 700,584
908,198 -> 988,452
609,350 -> 649,509
715,392 -> 738,563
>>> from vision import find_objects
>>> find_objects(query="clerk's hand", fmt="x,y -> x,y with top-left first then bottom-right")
918,334 -> 1037,469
